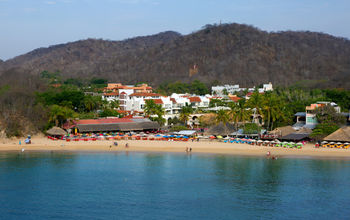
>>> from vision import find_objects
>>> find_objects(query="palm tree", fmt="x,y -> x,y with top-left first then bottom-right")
229,99 -> 251,132
215,109 -> 229,125
262,93 -> 289,131
144,99 -> 165,125
179,104 -> 193,126
247,91 -> 264,124
49,105 -> 76,126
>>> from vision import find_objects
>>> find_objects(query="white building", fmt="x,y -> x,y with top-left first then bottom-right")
211,84 -> 240,96
212,83 -> 273,95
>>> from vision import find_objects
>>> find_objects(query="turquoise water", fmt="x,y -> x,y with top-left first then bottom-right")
0,152 -> 349,219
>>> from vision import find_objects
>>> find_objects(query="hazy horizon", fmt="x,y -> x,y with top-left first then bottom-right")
1,0 -> 350,60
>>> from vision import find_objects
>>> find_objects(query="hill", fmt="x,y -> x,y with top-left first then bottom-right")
1,23 -> 350,88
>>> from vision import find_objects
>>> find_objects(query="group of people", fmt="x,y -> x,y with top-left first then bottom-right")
185,147 -> 192,153
110,142 -> 129,149
266,151 -> 278,160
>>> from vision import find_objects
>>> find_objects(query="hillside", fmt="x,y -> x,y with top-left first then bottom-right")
1,23 -> 350,88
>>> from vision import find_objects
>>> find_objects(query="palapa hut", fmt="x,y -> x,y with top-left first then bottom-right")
279,126 -> 312,142
74,118 -> 159,133
295,127 -> 313,134
46,126 -> 67,138
204,123 -> 236,136
269,126 -> 295,137
323,127 -> 350,142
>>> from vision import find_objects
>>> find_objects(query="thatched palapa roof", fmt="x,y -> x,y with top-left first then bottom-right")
269,126 -> 295,136
324,127 -> 350,142
77,121 -> 159,132
204,123 -> 236,136
46,127 -> 67,136
295,127 -> 312,134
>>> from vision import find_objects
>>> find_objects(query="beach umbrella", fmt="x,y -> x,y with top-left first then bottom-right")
251,140 -> 257,142
264,140 -> 270,143
257,140 -> 263,142
155,134 -> 162,137
183,136 -> 189,139
209,136 -> 216,139
344,142 -> 350,145
217,135 -> 223,139
321,141 -> 328,144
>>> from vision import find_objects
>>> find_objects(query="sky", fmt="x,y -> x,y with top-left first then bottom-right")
0,0 -> 350,60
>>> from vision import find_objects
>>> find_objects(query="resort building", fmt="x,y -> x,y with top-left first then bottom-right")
294,101 -> 342,129
211,82 -> 273,96
68,117 -> 159,133
104,83 -> 153,94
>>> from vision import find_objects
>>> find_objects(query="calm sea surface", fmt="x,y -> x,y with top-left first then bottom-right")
0,151 -> 349,219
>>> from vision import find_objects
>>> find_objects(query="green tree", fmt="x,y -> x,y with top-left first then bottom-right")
229,99 -> 251,132
247,91 -> 264,124
315,104 -> 346,126
215,109 -> 230,124
243,123 -> 261,134
144,99 -> 165,125
179,104 -> 194,125
310,123 -> 339,141
262,93 -> 288,131
49,105 -> 76,127
190,80 -> 209,95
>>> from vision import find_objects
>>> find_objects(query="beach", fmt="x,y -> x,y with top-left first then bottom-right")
1,136 -> 350,159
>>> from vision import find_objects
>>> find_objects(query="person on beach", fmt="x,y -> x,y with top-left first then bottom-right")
125,143 -> 129,148
189,148 -> 192,152
266,151 -> 271,157
185,147 -> 189,152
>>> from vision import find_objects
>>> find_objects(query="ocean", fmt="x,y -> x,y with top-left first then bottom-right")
0,152 -> 349,219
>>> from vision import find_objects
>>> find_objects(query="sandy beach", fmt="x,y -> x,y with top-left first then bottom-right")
0,136 -> 349,159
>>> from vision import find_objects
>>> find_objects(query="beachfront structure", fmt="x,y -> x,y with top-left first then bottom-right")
70,117 -> 159,133
305,102 -> 340,129
323,126 -> 350,142
292,102 -> 342,130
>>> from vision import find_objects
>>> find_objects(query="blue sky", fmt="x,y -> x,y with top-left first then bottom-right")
0,0 -> 350,60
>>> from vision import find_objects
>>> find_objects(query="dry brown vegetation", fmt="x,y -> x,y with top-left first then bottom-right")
0,23 -> 349,88
0,68 -> 48,137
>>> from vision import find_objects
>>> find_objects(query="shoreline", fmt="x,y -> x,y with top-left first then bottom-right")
1,138 -> 350,160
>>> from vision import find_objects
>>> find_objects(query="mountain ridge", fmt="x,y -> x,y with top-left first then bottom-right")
1,23 -> 350,88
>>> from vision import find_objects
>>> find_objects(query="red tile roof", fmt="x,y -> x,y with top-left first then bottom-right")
104,92 -> 119,96
189,97 -> 201,103
170,98 -> 177,104
76,118 -> 134,125
130,92 -> 162,97
153,99 -> 164,104
229,96 -> 241,102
